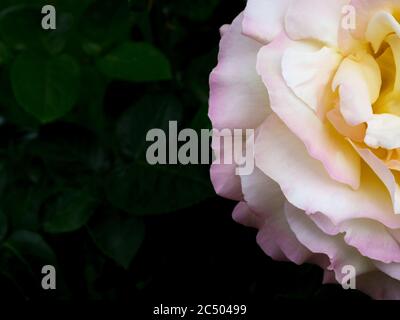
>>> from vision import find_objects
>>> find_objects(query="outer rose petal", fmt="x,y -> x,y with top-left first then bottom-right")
373,260 -> 400,281
287,204 -> 400,299
209,12 -> 270,201
210,132 -> 242,201
255,114 -> 400,229
340,219 -> 400,263
233,202 -> 288,262
306,211 -> 400,263
240,167 -> 313,264
257,34 -> 361,190
232,201 -> 261,229
285,0 -> 350,47
285,202 -> 375,282
210,163 -> 242,201
209,14 -> 269,130
242,0 -> 292,44
358,271 -> 400,300
309,213 -> 341,236
322,270 -> 337,284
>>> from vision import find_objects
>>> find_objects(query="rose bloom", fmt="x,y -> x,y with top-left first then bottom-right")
209,0 -> 400,299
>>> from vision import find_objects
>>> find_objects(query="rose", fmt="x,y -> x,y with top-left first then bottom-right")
209,0 -> 400,300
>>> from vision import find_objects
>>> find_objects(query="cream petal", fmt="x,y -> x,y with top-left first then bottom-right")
242,0 -> 292,44
366,11 -> 400,52
282,45 -> 342,113
327,108 -> 366,143
255,114 -> 400,228
257,34 -> 361,189
351,141 -> 400,214
349,0 -> 399,39
332,54 -> 381,126
365,114 -> 400,150
285,0 -> 350,47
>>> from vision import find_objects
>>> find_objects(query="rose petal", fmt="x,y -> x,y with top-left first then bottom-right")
210,132 -> 243,201
349,0 -> 397,39
366,11 -> 400,52
242,0 -> 292,44
255,114 -> 400,228
257,34 -> 361,189
327,108 -> 366,143
281,45 -> 342,114
365,114 -> 400,150
232,201 -> 261,229
240,167 -> 313,264
209,14 -> 270,130
351,141 -> 400,214
358,271 -> 400,300
309,213 -> 341,236
341,219 -> 400,263
285,202 -> 375,283
332,54 -> 381,126
285,0 -> 350,47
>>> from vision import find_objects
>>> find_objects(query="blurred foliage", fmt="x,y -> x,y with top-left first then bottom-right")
0,0 -> 218,300
0,0 -> 368,301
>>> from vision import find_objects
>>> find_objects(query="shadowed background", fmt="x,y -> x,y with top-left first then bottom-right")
0,0 -> 368,301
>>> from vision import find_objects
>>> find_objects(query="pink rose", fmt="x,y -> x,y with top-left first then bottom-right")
209,0 -> 400,300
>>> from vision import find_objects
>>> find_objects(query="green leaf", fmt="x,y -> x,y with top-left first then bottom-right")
0,4 -> 75,55
0,71 -> 40,128
0,42 -> 11,65
27,123 -> 107,176
117,94 -> 182,160
107,163 -> 213,216
0,6 -> 45,52
43,188 -> 97,234
0,230 -> 56,299
2,187 -> 47,232
65,67 -> 107,135
88,214 -> 145,269
97,42 -> 172,82
0,210 -> 7,242
110,93 -> 213,215
3,230 -> 56,265
79,0 -> 131,52
11,53 -> 80,123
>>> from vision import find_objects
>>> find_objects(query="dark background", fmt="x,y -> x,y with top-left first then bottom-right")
0,0 -> 369,302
